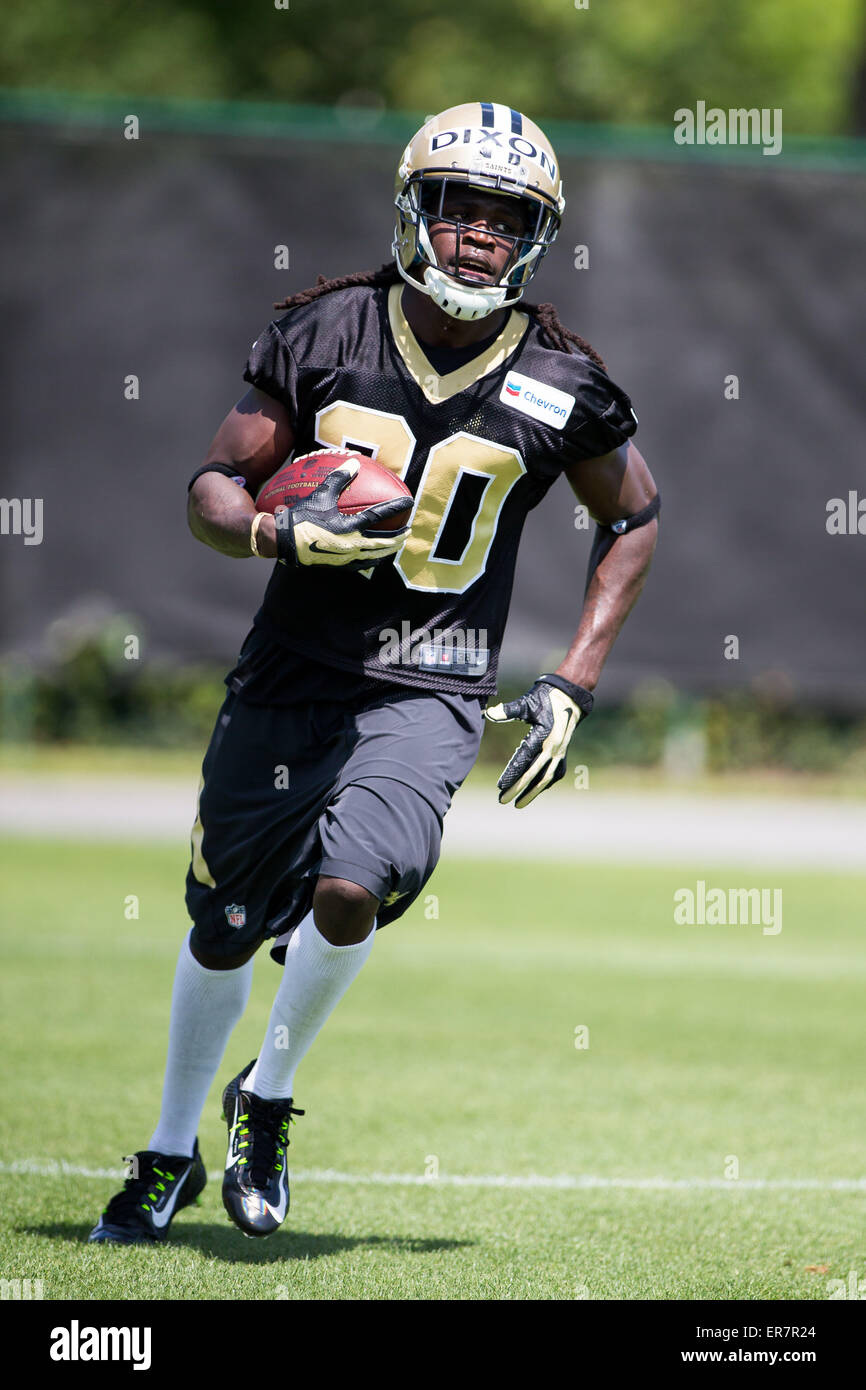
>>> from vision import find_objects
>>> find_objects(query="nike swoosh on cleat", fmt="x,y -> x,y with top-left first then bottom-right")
149,1166 -> 191,1229
224,1097 -> 243,1169
264,1187 -> 288,1223
241,1188 -> 288,1224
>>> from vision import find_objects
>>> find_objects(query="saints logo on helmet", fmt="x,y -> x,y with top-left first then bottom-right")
392,101 -> 565,322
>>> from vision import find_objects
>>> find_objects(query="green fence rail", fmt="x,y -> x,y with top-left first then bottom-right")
2,88 -> 866,173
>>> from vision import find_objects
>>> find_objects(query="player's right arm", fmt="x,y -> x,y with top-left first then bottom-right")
188,385 -> 410,567
187,387 -> 292,559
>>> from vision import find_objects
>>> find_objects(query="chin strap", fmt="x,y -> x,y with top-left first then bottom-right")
394,253 -> 518,322
422,264 -> 519,321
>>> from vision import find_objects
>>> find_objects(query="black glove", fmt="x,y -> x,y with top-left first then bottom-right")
274,460 -> 411,568
484,674 -> 594,808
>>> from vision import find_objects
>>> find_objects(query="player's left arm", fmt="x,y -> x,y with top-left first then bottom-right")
557,438 -> 659,691
485,440 -> 659,807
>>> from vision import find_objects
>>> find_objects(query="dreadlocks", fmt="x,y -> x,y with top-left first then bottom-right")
273,261 -> 607,371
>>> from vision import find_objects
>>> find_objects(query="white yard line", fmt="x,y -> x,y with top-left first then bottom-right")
1,777 -> 864,868
2,1159 -> 865,1192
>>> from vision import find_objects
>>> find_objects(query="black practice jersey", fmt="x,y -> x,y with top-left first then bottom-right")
241,281 -> 638,697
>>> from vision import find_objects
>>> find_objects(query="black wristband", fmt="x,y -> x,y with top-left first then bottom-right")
187,462 -> 254,496
273,507 -> 298,567
536,673 -> 594,718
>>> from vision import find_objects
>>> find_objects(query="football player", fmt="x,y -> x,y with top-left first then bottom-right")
89,102 -> 659,1244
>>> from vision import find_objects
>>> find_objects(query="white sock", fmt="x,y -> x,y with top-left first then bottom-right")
148,932 -> 254,1157
245,909 -> 375,1100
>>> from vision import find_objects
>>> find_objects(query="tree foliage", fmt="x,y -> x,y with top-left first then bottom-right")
2,0 -> 863,136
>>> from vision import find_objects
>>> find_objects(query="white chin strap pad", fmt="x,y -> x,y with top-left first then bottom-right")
422,265 -> 517,321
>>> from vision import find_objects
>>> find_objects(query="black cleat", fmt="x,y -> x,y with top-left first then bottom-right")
88,1140 -> 207,1244
221,1059 -> 304,1238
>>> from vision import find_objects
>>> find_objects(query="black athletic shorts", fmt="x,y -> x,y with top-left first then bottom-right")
185,635 -> 484,964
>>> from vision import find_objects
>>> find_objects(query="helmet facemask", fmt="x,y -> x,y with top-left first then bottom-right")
394,172 -> 561,321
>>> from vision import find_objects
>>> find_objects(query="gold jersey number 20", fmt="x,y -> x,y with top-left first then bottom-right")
315,400 -> 526,595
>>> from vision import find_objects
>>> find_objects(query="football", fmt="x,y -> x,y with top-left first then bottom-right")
256,449 -> 413,532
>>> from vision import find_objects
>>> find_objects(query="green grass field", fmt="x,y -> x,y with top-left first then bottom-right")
1,837 -> 864,1301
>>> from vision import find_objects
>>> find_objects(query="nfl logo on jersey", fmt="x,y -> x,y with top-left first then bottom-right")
224,904 -> 247,929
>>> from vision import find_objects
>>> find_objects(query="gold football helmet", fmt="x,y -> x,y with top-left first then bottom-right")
393,101 -> 565,321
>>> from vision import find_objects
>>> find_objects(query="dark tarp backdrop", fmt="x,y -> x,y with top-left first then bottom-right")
2,120 -> 864,705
